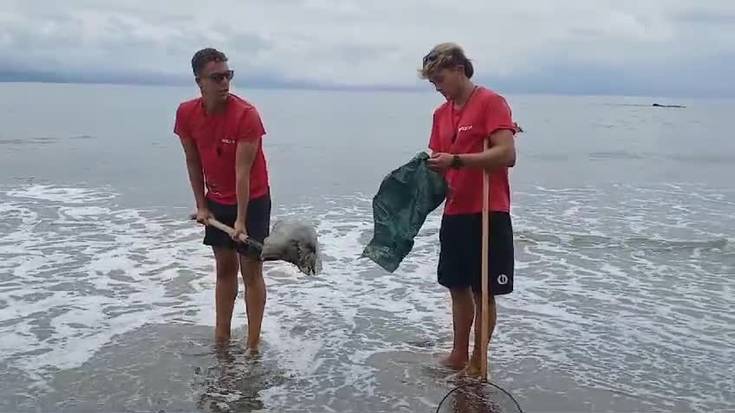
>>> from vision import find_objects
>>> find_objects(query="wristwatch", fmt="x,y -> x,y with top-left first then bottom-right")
450,154 -> 463,169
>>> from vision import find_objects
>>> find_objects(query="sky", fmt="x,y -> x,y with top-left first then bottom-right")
1,0 -> 734,97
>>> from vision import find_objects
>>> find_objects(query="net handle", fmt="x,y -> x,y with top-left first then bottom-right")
480,137 -> 490,381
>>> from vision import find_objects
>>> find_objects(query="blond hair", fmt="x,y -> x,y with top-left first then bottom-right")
419,42 -> 474,79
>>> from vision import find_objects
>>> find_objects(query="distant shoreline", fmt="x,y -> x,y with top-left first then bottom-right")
0,78 -> 422,93
1,79 -> 732,100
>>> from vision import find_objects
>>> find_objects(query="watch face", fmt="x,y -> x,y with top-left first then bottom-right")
451,155 -> 460,168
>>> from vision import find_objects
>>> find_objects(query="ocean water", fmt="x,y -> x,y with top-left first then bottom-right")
1,82 -> 733,412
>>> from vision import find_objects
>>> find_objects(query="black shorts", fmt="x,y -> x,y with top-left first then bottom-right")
204,194 -> 271,259
438,212 -> 514,295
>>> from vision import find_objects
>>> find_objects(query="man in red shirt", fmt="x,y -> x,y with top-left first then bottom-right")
421,43 -> 518,375
174,48 -> 271,351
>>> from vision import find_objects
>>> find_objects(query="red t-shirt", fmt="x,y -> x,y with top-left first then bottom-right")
429,86 -> 516,215
174,94 -> 269,205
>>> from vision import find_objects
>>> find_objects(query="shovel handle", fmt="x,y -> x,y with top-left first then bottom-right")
189,213 -> 264,251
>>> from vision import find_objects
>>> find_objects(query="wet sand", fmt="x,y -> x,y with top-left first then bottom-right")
7,322 -> 683,413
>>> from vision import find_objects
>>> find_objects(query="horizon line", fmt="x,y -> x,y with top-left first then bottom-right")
0,78 -> 727,100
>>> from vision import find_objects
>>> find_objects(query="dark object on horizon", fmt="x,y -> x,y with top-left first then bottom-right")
652,103 -> 686,108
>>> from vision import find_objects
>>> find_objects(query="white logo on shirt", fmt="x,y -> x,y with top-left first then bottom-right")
458,125 -> 473,132
221,138 -> 236,144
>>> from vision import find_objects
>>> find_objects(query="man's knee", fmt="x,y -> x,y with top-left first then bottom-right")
216,266 -> 238,280
450,287 -> 473,300
472,291 -> 496,306
214,248 -> 239,279
239,256 -> 263,285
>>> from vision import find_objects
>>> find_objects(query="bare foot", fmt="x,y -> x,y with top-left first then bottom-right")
457,358 -> 490,380
246,338 -> 260,354
244,347 -> 261,359
214,334 -> 230,347
459,361 -> 482,378
438,352 -> 468,370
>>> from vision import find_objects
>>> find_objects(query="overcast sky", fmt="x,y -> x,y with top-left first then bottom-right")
1,0 -> 733,96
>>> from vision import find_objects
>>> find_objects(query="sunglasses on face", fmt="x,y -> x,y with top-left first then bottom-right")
201,70 -> 234,82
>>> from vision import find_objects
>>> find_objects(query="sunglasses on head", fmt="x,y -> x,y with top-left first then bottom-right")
424,50 -> 458,65
201,70 -> 234,82
423,51 -> 438,66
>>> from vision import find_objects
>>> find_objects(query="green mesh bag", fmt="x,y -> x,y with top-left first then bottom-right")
362,152 -> 448,272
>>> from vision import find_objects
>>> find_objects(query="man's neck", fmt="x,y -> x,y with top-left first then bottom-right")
203,97 -> 227,114
453,80 -> 476,108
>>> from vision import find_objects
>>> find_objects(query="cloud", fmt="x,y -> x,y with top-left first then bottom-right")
0,0 -> 733,96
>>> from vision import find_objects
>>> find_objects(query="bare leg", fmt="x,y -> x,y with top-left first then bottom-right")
439,287 -> 475,370
213,247 -> 239,344
240,255 -> 266,352
465,292 -> 497,377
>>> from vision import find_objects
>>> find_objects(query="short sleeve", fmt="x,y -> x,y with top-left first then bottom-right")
484,94 -> 516,136
237,108 -> 267,142
428,112 -> 441,152
173,104 -> 190,139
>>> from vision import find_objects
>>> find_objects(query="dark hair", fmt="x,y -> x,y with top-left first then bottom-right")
460,55 -> 474,78
191,48 -> 228,76
420,43 -> 474,79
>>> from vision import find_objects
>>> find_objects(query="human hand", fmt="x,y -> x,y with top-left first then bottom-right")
194,207 -> 212,225
427,152 -> 453,172
232,218 -> 248,242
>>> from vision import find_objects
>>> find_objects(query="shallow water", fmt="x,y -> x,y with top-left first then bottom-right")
1,83 -> 734,412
